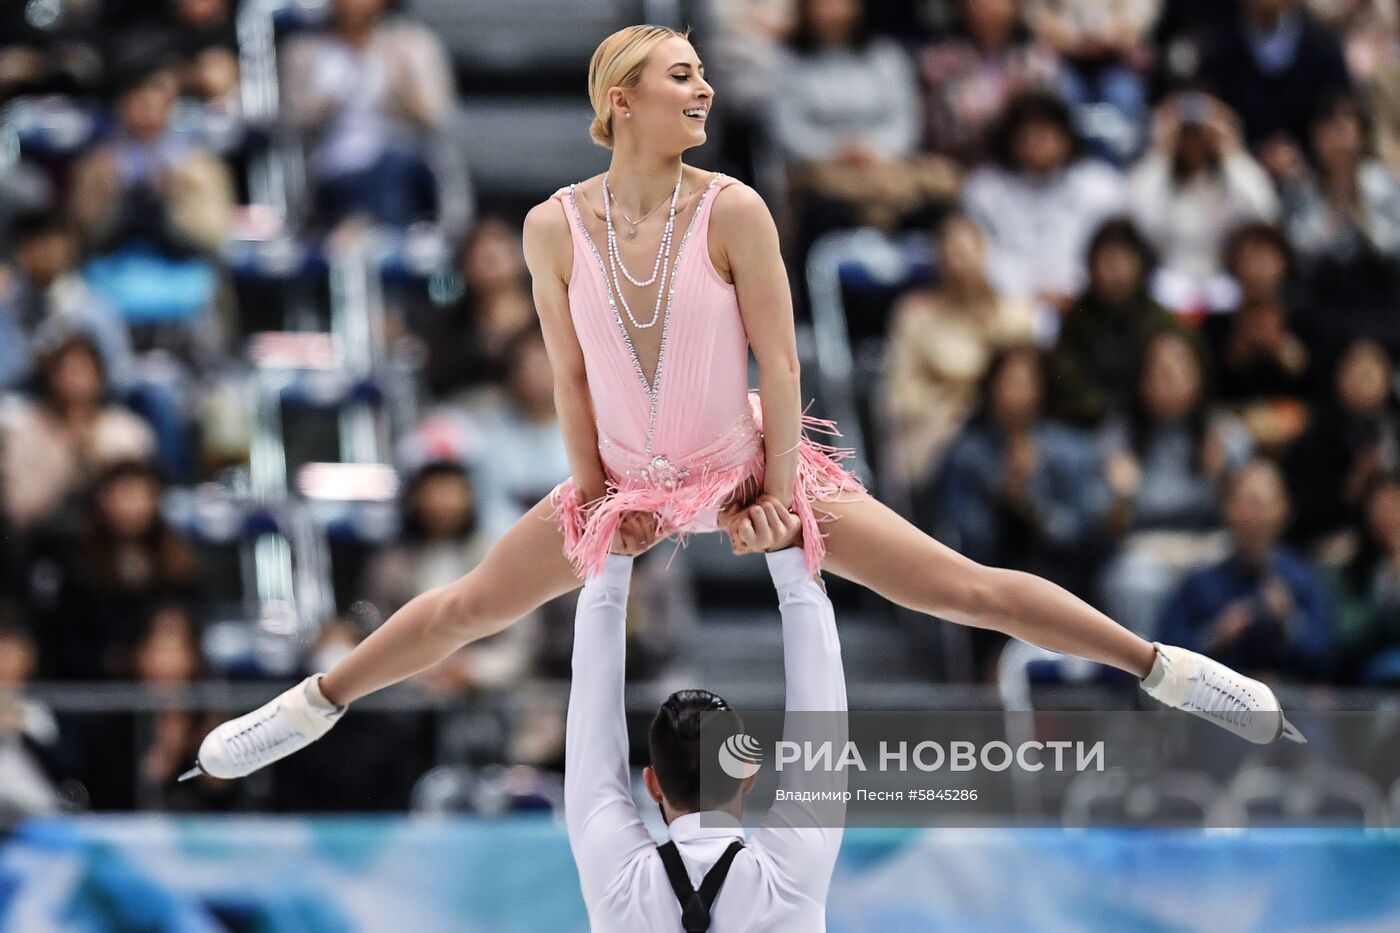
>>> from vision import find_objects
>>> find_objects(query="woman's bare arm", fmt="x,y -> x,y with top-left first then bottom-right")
713,184 -> 802,509
523,200 -> 609,504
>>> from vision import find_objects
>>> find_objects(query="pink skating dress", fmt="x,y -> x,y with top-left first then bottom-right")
549,173 -> 864,577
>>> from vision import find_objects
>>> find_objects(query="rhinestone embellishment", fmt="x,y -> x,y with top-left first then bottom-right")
566,175 -> 724,463
640,454 -> 691,490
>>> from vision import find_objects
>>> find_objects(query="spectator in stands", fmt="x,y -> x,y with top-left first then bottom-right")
128,602 -> 230,810
282,0 -> 455,227
69,598 -> 228,812
468,328 -> 572,536
963,92 -> 1126,311
62,53 -> 229,468
1,210 -> 196,479
363,461 -> 538,693
1099,329 -> 1253,637
0,618 -> 63,817
0,0 -> 104,100
1025,0 -> 1159,162
1285,337 -> 1399,548
707,0 -> 796,177
22,460 -> 200,682
165,0 -> 240,105
1157,458 -> 1330,680
68,59 -> 234,257
1049,218 -> 1185,425
1327,472 -> 1400,684
1315,0 -> 1400,173
772,0 -> 958,239
1201,222 -> 1311,452
1128,93 -> 1280,313
0,329 -> 155,532
1288,91 -> 1400,261
424,217 -> 536,400
931,346 -> 1109,671
1279,93 -> 1400,341
110,0 -> 240,105
0,210 -> 134,392
917,0 -> 1061,164
882,212 -> 1034,487
1199,0 -> 1351,154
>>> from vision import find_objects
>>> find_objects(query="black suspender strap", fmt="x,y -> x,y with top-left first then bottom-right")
695,841 -> 745,912
656,839 -> 746,932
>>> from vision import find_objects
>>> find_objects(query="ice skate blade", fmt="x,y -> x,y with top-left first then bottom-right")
1281,717 -> 1307,744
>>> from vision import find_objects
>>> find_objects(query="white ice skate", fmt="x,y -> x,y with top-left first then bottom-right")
1141,643 -> 1306,744
180,675 -> 345,781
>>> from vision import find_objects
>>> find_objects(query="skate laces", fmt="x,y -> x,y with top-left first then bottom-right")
1184,668 -> 1256,728
224,704 -> 302,767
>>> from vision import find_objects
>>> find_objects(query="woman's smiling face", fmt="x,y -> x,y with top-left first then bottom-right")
612,36 -> 714,153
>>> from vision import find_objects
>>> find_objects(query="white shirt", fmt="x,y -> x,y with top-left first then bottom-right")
1127,149 -> 1280,308
962,160 -> 1127,300
566,550 -> 847,932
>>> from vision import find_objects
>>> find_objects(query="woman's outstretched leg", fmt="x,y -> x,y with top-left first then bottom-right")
815,492 -> 1302,742
320,493 -> 583,705
188,493 -> 582,778
816,492 -> 1157,677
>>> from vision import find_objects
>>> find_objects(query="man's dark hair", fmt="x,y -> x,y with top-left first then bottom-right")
649,689 -> 744,813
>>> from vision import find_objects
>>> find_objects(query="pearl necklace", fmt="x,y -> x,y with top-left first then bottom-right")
603,172 -> 682,329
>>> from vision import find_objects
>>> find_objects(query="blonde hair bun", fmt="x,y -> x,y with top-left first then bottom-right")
587,24 -> 691,149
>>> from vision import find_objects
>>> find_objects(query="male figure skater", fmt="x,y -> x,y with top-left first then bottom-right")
566,506 -> 846,931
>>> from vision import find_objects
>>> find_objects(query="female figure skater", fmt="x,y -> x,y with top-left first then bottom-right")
187,26 -> 1299,782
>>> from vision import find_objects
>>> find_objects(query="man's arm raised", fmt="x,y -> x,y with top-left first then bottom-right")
747,500 -> 848,908
564,555 -> 656,907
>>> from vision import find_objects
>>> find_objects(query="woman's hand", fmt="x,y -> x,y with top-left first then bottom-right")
721,494 -> 803,555
609,510 -> 662,556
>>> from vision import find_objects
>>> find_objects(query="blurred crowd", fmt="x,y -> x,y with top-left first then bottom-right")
710,0 -> 1400,683
0,0 -> 1398,813
0,0 -> 691,815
